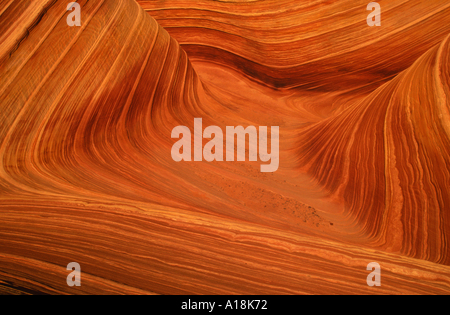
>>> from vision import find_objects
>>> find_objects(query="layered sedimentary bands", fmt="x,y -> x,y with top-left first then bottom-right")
0,0 -> 449,294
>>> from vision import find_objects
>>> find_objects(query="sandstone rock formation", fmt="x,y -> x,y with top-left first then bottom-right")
0,0 -> 449,294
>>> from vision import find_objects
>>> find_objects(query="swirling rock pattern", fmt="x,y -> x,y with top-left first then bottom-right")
138,0 -> 450,90
0,0 -> 449,294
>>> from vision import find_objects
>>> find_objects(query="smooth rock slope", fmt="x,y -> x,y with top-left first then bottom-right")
0,0 -> 449,294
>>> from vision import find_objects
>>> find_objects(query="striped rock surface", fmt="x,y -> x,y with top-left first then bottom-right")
0,0 -> 449,294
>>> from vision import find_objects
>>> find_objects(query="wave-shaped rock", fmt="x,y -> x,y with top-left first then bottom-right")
0,0 -> 449,294
138,0 -> 450,90
298,34 -> 450,264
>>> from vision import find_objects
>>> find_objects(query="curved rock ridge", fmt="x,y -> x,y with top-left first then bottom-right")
298,34 -> 450,264
0,0 -> 449,294
137,0 -> 450,90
